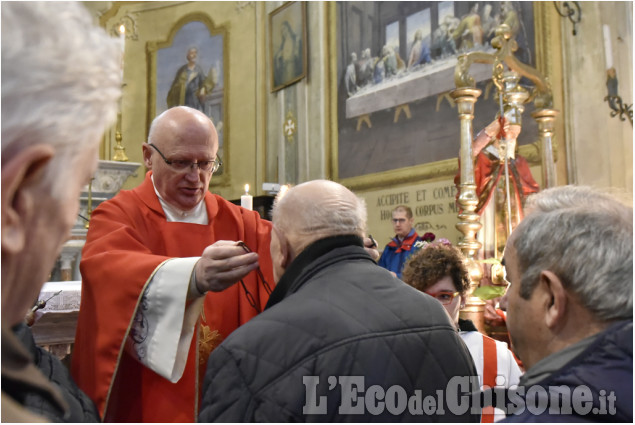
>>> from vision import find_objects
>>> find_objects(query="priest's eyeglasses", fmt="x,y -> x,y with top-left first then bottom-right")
237,241 -> 273,313
424,290 -> 460,305
149,143 -> 222,173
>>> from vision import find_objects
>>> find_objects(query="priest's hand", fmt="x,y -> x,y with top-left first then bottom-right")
363,235 -> 380,262
194,240 -> 260,293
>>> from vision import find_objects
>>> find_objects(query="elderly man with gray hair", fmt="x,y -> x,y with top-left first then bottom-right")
500,185 -> 632,422
199,179 -> 479,422
1,1 -> 121,421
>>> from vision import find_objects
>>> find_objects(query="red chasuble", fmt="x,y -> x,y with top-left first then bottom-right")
454,152 -> 539,217
71,172 -> 273,422
473,152 -> 539,215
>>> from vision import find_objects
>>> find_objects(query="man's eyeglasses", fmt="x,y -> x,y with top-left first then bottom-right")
424,290 -> 460,305
237,241 -> 273,313
149,143 -> 222,173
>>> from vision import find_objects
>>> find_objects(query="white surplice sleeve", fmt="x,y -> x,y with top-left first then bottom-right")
125,257 -> 205,383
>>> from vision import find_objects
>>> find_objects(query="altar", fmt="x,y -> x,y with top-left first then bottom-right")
30,281 -> 82,360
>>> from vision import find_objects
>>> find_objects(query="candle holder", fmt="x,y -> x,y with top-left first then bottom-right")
112,129 -> 129,162
553,1 -> 582,36
604,68 -> 633,125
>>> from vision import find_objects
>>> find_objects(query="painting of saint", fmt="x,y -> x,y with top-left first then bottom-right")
166,47 -> 215,112
270,2 -> 307,92
155,20 -> 225,171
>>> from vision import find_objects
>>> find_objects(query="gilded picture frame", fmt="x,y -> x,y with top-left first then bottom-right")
330,2 -> 557,191
269,1 -> 308,92
147,13 -> 229,184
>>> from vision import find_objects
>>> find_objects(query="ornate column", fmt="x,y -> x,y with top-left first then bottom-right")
59,241 -> 85,281
532,108 -> 559,188
450,87 -> 485,332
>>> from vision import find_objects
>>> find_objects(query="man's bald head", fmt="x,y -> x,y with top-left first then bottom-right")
148,106 -> 218,151
272,180 -> 367,257
143,106 -> 219,211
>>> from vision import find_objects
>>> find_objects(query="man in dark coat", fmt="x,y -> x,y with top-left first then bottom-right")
199,180 -> 480,422
500,186 -> 633,422
1,1 -> 121,421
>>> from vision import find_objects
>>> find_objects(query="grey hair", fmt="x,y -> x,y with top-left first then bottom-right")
2,2 -> 122,198
272,181 -> 368,239
512,204 -> 633,321
525,185 -> 632,216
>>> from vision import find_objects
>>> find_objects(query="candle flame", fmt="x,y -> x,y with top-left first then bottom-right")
119,24 -> 126,35
278,184 -> 290,199
244,184 -> 249,194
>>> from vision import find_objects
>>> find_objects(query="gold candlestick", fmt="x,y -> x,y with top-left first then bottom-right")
451,87 -> 485,333
113,111 -> 129,162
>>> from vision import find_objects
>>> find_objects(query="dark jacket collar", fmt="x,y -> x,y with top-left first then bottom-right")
519,319 -> 632,388
265,235 -> 365,310
458,318 -> 479,332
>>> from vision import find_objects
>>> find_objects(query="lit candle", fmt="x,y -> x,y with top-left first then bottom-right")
241,184 -> 253,210
118,23 -> 126,75
278,184 -> 290,199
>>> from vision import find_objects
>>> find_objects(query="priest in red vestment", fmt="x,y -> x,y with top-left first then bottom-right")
71,106 -> 274,422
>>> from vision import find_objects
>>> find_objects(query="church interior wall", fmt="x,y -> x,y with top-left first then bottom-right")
90,1 -> 632,227
94,1 -> 264,202
30,0 -> 633,372
561,1 -> 632,193
265,1 -> 329,188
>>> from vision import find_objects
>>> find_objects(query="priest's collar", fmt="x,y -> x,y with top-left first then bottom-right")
151,175 -> 208,224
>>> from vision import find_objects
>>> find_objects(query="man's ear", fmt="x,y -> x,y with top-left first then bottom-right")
1,144 -> 55,254
272,227 -> 292,271
540,270 -> 567,331
142,143 -> 153,169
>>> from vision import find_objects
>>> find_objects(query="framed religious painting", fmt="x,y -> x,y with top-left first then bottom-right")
331,1 -> 549,191
269,1 -> 308,92
147,13 -> 229,182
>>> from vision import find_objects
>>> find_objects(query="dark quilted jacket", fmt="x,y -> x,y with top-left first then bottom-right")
504,320 -> 633,423
11,323 -> 100,422
199,235 -> 479,422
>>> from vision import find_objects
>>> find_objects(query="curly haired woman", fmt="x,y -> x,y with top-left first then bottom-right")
402,242 -> 522,422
